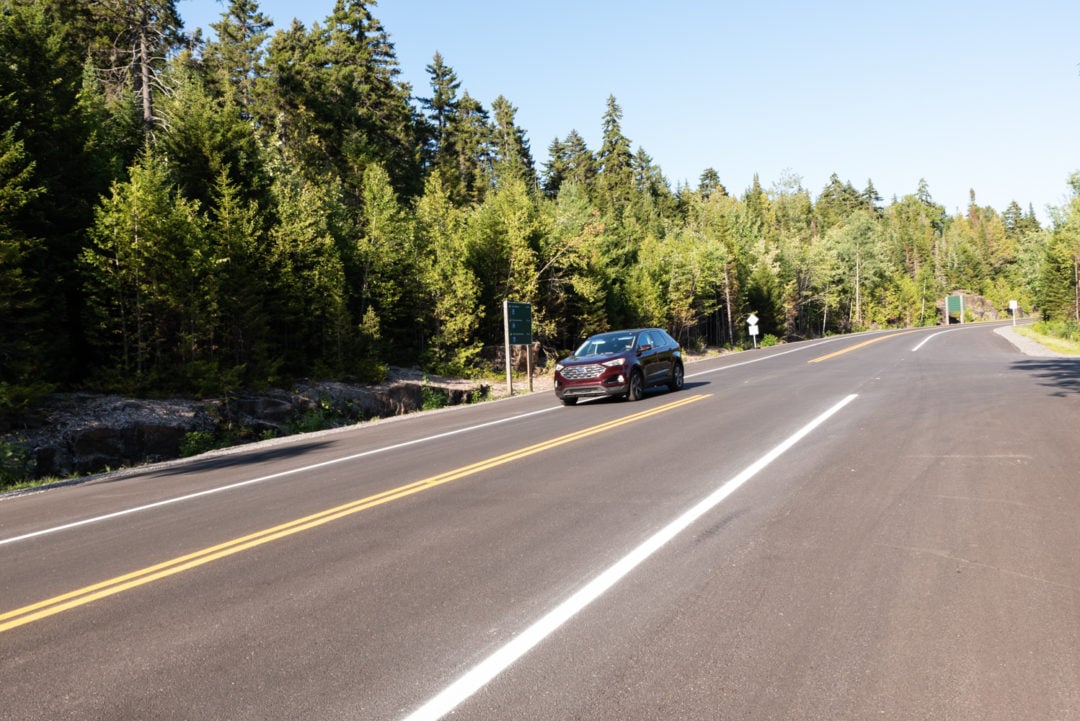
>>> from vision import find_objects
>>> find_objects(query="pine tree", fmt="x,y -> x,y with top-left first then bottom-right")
543,130 -> 596,200
205,169 -> 273,387
81,151 -> 209,390
597,95 -> 634,214
156,63 -> 270,216
541,136 -> 568,199
861,179 -> 882,213
419,51 -> 461,183
1,2 -> 123,384
0,126 -> 48,409
450,92 -> 494,205
698,168 -> 726,200
88,0 -> 186,133
263,0 -> 422,198
415,172 -> 482,370
265,165 -> 353,376
352,163 -> 418,360
815,173 -> 862,233
202,0 -> 272,117
490,95 -> 536,192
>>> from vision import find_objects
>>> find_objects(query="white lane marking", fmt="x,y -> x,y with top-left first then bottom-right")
0,407 -> 559,547
912,329 -> 958,351
912,323 -> 998,352
399,393 -> 859,721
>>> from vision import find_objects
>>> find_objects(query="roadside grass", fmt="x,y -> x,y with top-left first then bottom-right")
1014,323 -> 1080,355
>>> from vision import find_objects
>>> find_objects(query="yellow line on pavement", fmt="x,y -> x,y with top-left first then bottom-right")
0,393 -> 710,633
808,330 -> 922,363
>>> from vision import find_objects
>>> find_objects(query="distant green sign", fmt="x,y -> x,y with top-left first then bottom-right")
504,301 -> 532,345
946,295 -> 963,314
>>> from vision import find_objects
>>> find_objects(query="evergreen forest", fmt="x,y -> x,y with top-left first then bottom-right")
2,0 -> 1079,414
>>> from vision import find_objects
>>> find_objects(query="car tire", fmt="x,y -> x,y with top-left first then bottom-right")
561,396 -> 579,406
667,362 -> 684,392
626,369 -> 644,401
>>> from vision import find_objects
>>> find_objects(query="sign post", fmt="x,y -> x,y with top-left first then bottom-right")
747,313 -> 759,349
503,300 -> 533,396
1009,299 -> 1018,326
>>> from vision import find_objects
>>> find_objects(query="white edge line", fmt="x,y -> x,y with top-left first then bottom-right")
399,393 -> 859,721
0,406 -> 559,547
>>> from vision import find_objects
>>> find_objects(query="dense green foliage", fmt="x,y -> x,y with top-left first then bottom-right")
1,0 -> 1075,410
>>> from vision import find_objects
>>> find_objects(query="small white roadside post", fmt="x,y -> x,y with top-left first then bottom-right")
1009,299 -> 1018,326
747,313 -> 759,349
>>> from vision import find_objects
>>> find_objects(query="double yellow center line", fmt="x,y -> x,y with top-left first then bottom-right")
1,393 -> 709,633
808,329 -> 922,363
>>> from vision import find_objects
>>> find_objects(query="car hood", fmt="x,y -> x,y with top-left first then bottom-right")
563,353 -> 623,364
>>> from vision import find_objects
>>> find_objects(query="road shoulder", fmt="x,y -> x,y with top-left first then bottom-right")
994,325 -> 1072,357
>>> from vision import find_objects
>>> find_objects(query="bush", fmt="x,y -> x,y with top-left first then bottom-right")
0,440 -> 33,488
179,430 -> 219,458
1035,319 -> 1080,343
421,377 -> 450,410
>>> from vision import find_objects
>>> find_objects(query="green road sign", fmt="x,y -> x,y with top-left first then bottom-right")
504,301 -> 532,345
946,295 -> 963,314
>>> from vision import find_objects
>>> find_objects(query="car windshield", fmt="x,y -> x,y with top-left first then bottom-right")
574,332 -> 636,357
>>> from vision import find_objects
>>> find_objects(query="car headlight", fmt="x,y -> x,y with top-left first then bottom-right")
601,358 -> 625,368
555,363 -> 564,372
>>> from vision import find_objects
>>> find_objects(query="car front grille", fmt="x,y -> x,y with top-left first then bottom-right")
562,364 -> 605,380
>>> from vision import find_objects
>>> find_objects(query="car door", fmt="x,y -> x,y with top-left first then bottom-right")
636,331 -> 665,386
648,329 -> 675,384
648,328 -> 673,382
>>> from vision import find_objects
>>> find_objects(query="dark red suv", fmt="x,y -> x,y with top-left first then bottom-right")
554,328 -> 684,405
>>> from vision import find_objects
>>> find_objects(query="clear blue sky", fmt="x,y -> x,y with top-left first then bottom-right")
179,0 -> 1080,222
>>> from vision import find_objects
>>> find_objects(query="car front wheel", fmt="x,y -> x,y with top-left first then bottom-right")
626,369 -> 644,401
667,362 -> 684,392
561,396 -> 579,406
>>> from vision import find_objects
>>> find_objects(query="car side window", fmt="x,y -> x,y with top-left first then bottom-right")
638,333 -> 653,349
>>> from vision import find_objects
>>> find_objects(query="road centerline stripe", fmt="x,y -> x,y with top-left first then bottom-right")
0,406 -> 565,548
399,393 -> 858,721
808,329 -> 922,363
0,394 -> 709,633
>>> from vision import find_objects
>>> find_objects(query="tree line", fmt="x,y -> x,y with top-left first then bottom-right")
1,0 -> 1077,415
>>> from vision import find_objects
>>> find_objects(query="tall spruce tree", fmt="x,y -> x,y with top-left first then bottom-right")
419,51 -> 461,187
597,95 -> 634,214
415,172 -> 482,370
263,0 -> 422,198
450,91 -> 494,205
202,0 -> 272,117
157,65 -> 268,212
490,95 -> 536,192
81,151 -> 209,390
543,130 -> 596,200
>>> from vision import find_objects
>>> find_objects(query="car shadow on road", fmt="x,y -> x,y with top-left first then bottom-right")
1011,358 -> 1080,396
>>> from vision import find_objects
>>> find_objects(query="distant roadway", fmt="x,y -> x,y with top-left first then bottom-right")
3,321 -> 1079,720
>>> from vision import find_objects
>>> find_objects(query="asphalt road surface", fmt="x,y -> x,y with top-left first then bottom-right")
3,322 -> 1079,720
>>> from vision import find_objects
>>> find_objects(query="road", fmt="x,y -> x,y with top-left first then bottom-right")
2,322 -> 1079,720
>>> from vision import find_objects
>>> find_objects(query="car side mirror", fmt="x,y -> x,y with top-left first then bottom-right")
637,344 -> 652,353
